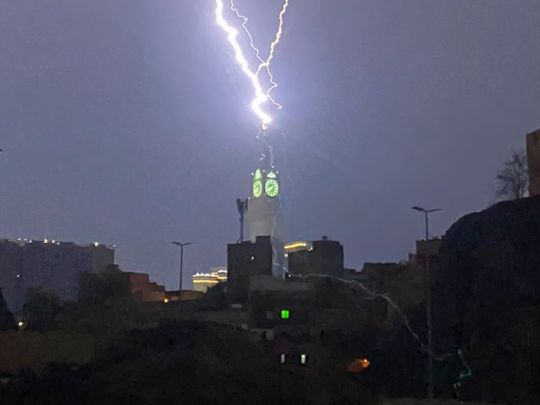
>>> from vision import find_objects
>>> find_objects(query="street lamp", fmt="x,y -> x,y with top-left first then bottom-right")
412,206 -> 442,240
411,205 -> 442,400
172,241 -> 193,292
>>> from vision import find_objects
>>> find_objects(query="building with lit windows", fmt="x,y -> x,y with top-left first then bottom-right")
0,238 -> 114,312
192,267 -> 227,293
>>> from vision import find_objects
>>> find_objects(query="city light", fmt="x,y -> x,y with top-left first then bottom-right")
192,269 -> 228,293
192,279 -> 219,284
284,241 -> 312,252
346,358 -> 371,373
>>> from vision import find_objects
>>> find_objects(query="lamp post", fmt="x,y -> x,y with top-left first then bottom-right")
411,206 -> 442,400
412,206 -> 442,240
172,241 -> 192,292
236,198 -> 248,242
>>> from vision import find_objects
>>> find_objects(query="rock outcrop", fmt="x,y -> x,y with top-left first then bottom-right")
433,196 -> 540,402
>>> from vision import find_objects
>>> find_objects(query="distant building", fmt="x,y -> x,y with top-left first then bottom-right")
408,238 -> 442,267
287,236 -> 345,277
0,238 -> 114,312
192,267 -> 227,293
165,289 -> 204,302
227,236 -> 273,303
527,129 -> 540,196
120,272 -> 166,303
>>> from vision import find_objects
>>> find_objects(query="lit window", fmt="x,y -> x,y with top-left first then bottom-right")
280,354 -> 286,364
280,309 -> 290,320
300,354 -> 307,365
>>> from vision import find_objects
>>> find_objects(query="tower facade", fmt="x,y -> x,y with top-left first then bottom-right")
246,147 -> 282,242
245,146 -> 286,279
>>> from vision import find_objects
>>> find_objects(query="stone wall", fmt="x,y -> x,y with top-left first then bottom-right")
527,129 -> 540,196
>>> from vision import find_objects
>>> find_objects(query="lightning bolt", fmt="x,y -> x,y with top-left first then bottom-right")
215,0 -> 289,130
229,0 -> 288,110
255,0 -> 289,108
215,0 -> 271,129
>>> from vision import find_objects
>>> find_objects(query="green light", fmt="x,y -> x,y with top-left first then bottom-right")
280,309 -> 290,319
253,179 -> 262,198
265,179 -> 279,197
300,354 -> 307,365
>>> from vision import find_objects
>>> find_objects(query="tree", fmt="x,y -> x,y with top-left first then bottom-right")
0,288 -> 16,331
495,150 -> 529,200
59,267 -> 144,349
23,288 -> 62,331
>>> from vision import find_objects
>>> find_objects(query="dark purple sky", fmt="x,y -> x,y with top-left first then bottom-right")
1,0 -> 539,289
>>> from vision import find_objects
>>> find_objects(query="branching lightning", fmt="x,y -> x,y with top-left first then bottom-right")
255,0 -> 288,107
215,0 -> 289,130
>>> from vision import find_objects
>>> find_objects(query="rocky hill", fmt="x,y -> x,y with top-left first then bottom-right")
433,196 -> 540,403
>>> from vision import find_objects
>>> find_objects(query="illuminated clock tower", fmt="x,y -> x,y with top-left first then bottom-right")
247,146 -> 282,242
245,145 -> 287,279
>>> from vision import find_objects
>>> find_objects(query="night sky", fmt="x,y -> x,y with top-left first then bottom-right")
1,0 -> 539,289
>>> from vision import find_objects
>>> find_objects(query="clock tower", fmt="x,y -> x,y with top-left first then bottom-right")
246,145 -> 286,279
247,145 -> 282,242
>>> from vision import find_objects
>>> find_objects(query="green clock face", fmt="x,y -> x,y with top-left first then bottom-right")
265,179 -> 279,197
253,180 -> 263,198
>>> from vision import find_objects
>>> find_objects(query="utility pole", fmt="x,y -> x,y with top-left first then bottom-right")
172,241 -> 193,292
412,206 -> 442,400
236,198 -> 248,242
